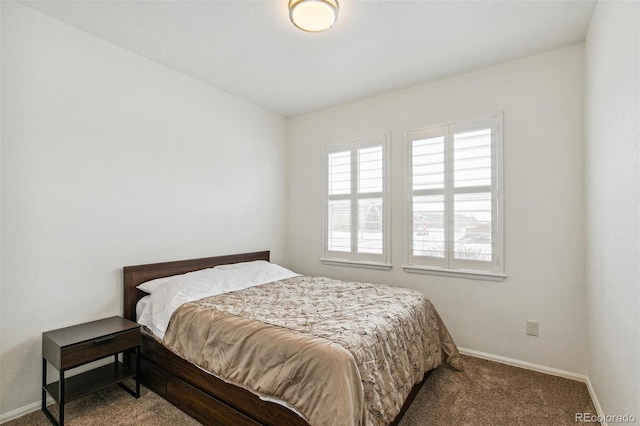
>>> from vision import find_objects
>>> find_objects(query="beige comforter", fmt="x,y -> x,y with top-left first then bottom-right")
162,276 -> 463,426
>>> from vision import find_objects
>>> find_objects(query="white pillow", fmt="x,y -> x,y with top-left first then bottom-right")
213,260 -> 269,271
137,261 -> 299,339
136,260 -> 274,293
137,277 -> 167,294
137,267 -> 214,294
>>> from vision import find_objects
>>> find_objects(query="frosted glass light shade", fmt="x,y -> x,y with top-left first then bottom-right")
289,0 -> 339,32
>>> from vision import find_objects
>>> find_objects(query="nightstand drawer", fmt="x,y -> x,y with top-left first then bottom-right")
59,329 -> 140,369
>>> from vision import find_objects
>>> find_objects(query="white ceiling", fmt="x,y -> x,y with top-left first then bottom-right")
22,0 -> 597,117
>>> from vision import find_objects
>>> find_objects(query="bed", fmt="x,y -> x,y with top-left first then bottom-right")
123,251 -> 462,426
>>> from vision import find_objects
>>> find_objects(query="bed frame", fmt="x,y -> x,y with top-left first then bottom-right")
123,251 -> 429,426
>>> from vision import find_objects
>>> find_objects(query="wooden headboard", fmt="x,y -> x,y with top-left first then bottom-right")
123,251 -> 270,322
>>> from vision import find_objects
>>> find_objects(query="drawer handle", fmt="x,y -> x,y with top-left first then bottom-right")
93,336 -> 116,345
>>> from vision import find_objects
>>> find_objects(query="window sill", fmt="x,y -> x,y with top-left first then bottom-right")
321,258 -> 393,271
402,265 -> 506,282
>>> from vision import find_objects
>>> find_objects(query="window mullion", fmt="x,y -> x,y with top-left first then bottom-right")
351,147 -> 358,260
444,125 -> 455,268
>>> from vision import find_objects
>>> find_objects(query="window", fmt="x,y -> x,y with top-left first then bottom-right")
323,135 -> 390,269
405,115 -> 504,279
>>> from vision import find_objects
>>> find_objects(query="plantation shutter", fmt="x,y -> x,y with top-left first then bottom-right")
408,116 -> 502,273
325,136 -> 388,264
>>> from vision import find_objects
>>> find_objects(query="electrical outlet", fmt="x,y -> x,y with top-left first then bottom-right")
526,320 -> 539,336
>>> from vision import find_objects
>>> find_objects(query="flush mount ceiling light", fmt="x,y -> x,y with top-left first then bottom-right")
289,0 -> 339,32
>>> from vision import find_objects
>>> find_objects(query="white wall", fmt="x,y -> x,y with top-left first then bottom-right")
585,1 -> 639,420
0,2 -> 288,417
288,45 -> 587,374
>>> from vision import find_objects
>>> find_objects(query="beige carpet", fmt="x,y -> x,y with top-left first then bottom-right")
6,356 -> 598,426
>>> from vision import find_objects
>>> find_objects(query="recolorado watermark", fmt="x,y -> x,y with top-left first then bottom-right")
576,413 -> 637,423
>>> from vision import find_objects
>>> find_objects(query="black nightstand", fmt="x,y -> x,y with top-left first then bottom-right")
42,316 -> 141,426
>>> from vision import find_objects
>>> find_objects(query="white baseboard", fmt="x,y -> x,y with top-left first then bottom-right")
585,376 -> 608,426
458,347 -> 606,424
0,396 -> 54,424
458,347 -> 588,382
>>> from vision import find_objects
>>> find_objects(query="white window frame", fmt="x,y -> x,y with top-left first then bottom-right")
404,114 -> 505,281
322,135 -> 391,270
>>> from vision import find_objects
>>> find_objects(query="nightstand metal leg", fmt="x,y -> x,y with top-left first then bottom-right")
42,358 -> 59,426
59,369 -> 65,425
42,358 -> 46,412
135,346 -> 140,398
116,347 -> 141,398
